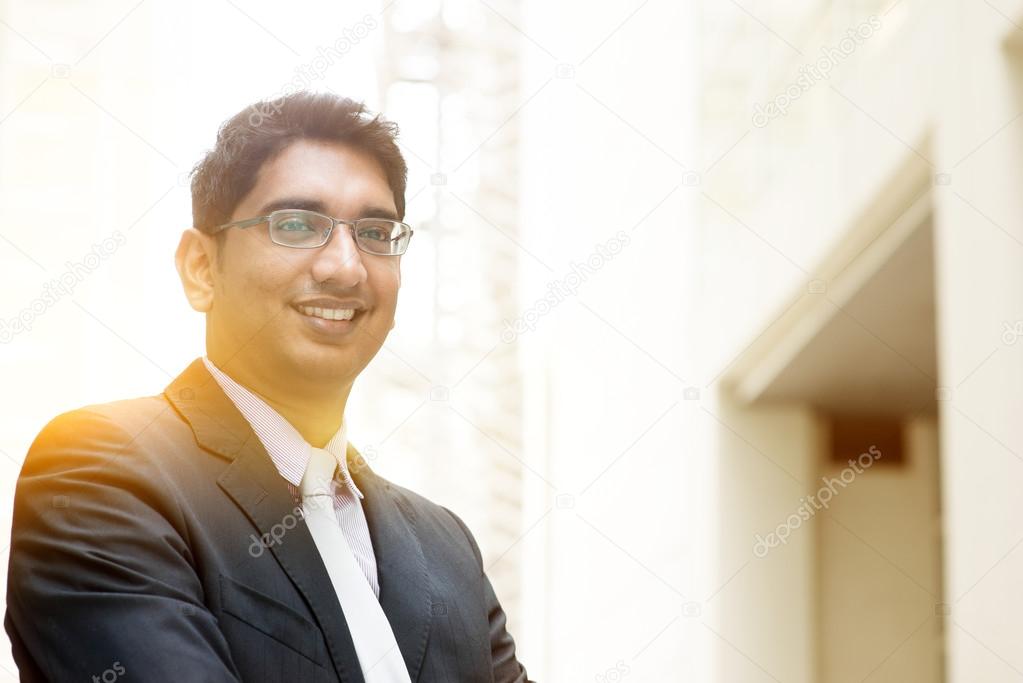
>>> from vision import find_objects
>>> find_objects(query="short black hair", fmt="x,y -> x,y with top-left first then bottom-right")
189,91 -> 408,241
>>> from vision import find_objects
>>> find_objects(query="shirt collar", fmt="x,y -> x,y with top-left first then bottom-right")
201,355 -> 364,500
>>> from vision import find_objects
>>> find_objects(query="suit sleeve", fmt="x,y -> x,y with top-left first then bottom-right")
442,507 -> 533,683
5,409 -> 242,682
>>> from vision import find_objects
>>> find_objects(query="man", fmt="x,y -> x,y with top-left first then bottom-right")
5,92 -> 531,682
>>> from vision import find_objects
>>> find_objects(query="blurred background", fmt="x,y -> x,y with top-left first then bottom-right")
2,0 -> 1022,680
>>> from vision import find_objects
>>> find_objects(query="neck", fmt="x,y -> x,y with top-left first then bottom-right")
206,352 -> 354,449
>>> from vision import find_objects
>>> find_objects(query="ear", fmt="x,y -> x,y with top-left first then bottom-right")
175,228 -> 217,313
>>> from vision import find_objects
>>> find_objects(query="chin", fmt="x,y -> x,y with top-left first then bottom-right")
289,348 -> 362,378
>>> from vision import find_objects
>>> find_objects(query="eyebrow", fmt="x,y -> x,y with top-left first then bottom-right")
256,196 -> 400,221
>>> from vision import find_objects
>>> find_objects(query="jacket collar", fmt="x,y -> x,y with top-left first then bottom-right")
164,358 -> 433,682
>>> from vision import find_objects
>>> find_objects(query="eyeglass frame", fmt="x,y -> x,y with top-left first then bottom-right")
209,208 -> 414,256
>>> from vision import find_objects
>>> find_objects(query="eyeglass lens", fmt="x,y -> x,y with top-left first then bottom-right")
269,210 -> 410,255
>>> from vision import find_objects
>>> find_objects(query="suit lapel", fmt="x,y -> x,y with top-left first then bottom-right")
164,358 -> 364,683
347,446 -> 433,681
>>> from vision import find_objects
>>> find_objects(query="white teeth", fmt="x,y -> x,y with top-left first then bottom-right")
298,305 -> 356,321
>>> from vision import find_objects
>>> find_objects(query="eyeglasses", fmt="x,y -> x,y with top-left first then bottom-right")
211,209 -> 413,256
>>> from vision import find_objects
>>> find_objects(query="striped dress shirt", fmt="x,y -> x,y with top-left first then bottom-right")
201,355 -> 380,598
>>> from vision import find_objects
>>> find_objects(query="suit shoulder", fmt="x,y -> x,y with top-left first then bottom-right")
368,473 -> 454,523
377,476 -> 447,518
371,475 -> 482,557
35,394 -> 169,431
25,395 -> 171,473
77,394 -> 173,431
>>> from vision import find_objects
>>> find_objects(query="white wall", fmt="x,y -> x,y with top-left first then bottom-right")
517,0 -> 712,679
817,416 -> 943,682
933,1 -> 1023,679
644,0 -> 1022,680
713,397 -> 819,682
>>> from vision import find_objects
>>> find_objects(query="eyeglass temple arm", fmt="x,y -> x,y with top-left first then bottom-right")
209,215 -> 270,234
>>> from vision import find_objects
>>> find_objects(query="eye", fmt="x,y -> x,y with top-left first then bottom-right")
360,228 -> 389,241
278,217 -> 316,232
357,220 -> 397,242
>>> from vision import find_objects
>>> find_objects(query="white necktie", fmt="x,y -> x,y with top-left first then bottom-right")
301,447 -> 411,682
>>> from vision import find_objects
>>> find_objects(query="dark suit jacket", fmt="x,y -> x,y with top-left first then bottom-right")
5,358 -> 531,682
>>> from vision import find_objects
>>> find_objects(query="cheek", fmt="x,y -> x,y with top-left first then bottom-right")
221,256 -> 294,315
369,261 -> 402,304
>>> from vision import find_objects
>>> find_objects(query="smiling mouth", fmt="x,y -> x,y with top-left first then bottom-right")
295,304 -> 357,321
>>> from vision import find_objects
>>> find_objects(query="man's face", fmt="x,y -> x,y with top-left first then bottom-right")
207,138 -> 402,388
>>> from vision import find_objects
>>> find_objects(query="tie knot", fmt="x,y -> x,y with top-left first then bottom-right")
301,447 -> 338,498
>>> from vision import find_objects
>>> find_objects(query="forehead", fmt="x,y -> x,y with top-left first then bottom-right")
242,138 -> 396,216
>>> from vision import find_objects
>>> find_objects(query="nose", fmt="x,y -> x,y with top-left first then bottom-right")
310,223 -> 368,287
